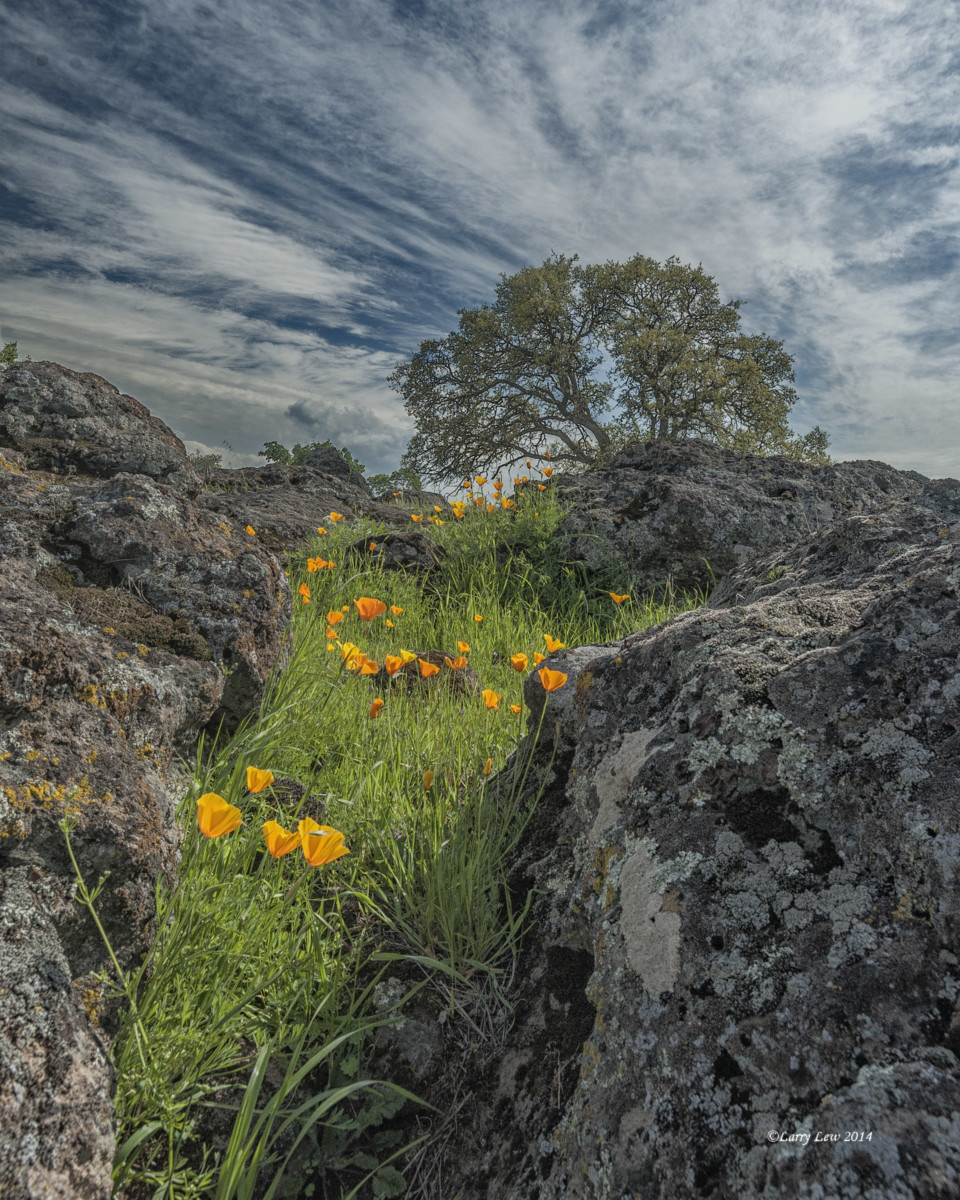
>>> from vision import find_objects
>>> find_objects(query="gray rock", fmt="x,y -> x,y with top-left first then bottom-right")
555,437 -> 932,603
0,362 -> 201,495
414,477 -> 960,1199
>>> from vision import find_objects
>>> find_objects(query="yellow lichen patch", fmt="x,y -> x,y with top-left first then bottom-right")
137,645 -> 149,658
102,627 -> 116,636
576,670 -> 593,701
79,683 -> 108,709
86,749 -> 98,764
2,774 -> 104,820
590,844 -> 622,901
219,521 -> 232,537
0,752 -> 11,761
25,750 -> 41,762
891,893 -> 933,922
73,980 -> 103,1025
0,452 -> 25,474
116,651 -> 129,660
134,743 -> 155,760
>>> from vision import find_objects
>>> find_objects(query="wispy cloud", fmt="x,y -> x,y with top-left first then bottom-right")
1,0 -> 958,477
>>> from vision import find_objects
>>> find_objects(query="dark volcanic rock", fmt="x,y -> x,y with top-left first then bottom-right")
198,460 -> 415,554
0,361 -> 201,494
556,437 -> 932,602
395,478 -> 960,1199
0,363 -> 312,1199
348,528 -> 447,574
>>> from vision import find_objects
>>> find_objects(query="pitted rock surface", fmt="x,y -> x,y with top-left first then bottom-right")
0,363 -> 313,1199
0,361 -> 201,494
555,437 -> 932,602
419,480 -> 960,1199
197,461 -> 433,554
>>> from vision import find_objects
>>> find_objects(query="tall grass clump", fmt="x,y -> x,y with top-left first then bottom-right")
74,475 -> 711,1199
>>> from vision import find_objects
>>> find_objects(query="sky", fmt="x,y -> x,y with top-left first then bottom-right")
1,0 -> 959,482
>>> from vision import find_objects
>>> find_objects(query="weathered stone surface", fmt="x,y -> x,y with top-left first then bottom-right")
555,437 -> 932,602
348,528 -> 447,574
390,479 -> 960,1199
198,460 -> 416,554
0,361 -> 201,495
0,365 -> 306,1199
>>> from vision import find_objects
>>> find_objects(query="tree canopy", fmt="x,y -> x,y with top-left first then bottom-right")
389,253 -> 831,485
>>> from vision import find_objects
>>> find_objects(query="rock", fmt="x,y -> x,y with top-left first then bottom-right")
555,437 -> 932,603
348,529 -> 447,574
406,476 -> 960,1199
198,462 -> 414,555
299,444 -> 371,490
0,361 -> 201,495
0,364 -> 305,1199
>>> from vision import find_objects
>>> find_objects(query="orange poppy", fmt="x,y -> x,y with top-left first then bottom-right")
399,649 -> 418,664
262,820 -> 301,858
544,634 -> 565,652
418,659 -> 440,678
475,475 -> 487,486
391,605 -> 404,615
482,758 -> 492,776
526,461 -> 532,469
317,527 -> 327,535
538,484 -> 546,491
493,480 -> 503,491
501,498 -> 515,510
445,656 -> 468,670
355,597 -> 387,621
543,468 -> 553,478
246,767 -> 274,794
385,619 -> 394,628
327,610 -> 344,625
326,560 -> 335,570
485,503 -> 496,513
411,514 -> 423,523
197,793 -> 242,838
384,654 -> 404,675
298,583 -> 311,603
482,689 -> 501,710
369,542 -> 377,550
325,625 -> 340,639
533,652 -> 545,664
457,641 -> 471,654
369,698 -> 385,718
538,667 -> 568,692
299,818 -> 349,866
511,704 -> 522,715
359,657 -> 379,675
510,653 -> 528,672
544,450 -> 551,459
245,525 -> 256,535
329,512 -> 343,523
609,593 -> 630,604
474,613 -> 483,623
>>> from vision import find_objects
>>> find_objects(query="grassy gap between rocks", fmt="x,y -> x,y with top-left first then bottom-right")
70,483 -> 711,1200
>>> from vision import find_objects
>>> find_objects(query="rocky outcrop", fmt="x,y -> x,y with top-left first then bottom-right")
385,475 -> 960,1199
197,469 -> 440,556
0,363 -> 300,1199
555,438 -> 932,602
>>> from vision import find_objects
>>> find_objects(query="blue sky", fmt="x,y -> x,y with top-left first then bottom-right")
1,0 -> 958,480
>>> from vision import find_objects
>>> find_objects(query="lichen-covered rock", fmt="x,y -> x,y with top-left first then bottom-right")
0,361 -> 201,495
349,528 -> 447,574
0,365 -> 306,1199
555,437 -> 932,602
198,460 -> 416,554
420,478 -> 960,1199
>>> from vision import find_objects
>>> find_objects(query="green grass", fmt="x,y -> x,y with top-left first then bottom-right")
70,483 -> 710,1199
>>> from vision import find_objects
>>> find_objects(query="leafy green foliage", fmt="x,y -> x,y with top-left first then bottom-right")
259,439 -> 367,475
390,252 -> 832,486
366,466 -> 423,496
1,341 -> 18,367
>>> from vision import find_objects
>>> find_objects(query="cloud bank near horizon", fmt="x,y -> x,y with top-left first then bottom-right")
1,0 -> 958,478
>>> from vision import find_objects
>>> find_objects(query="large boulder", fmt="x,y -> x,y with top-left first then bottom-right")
555,438 -> 932,601
0,361 -> 202,495
0,363 -> 300,1199
198,461 -> 422,555
383,474 -> 960,1199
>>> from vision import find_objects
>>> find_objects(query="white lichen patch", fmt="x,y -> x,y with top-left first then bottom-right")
617,841 -> 681,997
588,728 -> 658,843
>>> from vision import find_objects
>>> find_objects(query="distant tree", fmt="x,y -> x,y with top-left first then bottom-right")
258,439 -> 367,475
1,342 -> 18,367
389,253 -> 831,486
367,465 -> 424,495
